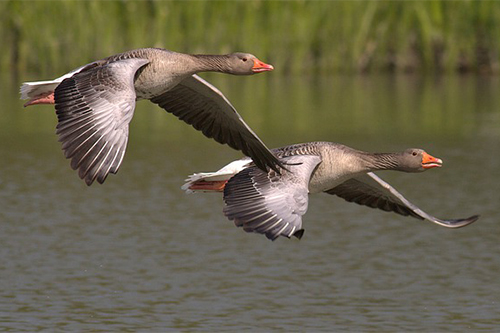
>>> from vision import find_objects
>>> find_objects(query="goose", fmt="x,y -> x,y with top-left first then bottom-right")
20,47 -> 282,185
183,142 -> 479,240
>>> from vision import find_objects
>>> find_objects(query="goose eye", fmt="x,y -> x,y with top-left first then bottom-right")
412,151 -> 418,156
242,57 -> 248,62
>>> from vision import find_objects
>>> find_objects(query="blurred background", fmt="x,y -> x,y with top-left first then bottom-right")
1,1 -> 499,331
2,1 -> 500,76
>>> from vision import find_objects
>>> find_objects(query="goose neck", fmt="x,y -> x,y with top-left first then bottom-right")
190,54 -> 231,73
361,152 -> 403,172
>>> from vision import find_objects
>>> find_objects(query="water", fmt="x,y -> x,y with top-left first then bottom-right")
1,73 -> 499,331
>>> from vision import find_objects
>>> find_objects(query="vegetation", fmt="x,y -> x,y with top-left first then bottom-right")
1,0 -> 500,76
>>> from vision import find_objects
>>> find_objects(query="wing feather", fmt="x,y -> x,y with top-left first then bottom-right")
54,58 -> 149,185
150,75 -> 283,173
223,155 -> 321,240
325,172 -> 479,228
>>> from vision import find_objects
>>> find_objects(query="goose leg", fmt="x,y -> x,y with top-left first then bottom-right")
24,91 -> 55,107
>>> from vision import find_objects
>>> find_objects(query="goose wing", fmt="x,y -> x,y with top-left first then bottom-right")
325,172 -> 479,228
149,74 -> 283,173
223,155 -> 321,240
54,58 -> 150,185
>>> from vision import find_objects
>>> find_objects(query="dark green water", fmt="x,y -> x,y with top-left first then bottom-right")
0,73 -> 499,331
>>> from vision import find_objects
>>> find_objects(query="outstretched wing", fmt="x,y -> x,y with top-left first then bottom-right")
54,58 -> 150,185
223,155 -> 322,240
325,172 -> 479,228
150,74 -> 283,173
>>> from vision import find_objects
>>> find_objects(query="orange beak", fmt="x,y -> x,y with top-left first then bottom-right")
422,152 -> 443,169
252,58 -> 274,73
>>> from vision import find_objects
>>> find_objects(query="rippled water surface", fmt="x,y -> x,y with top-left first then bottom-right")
1,74 -> 499,331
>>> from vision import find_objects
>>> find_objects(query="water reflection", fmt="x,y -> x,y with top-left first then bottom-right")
0,74 -> 499,331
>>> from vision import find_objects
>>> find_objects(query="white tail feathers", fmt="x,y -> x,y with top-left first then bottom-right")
182,172 -> 231,193
182,158 -> 252,193
20,81 -> 60,100
20,64 -> 89,100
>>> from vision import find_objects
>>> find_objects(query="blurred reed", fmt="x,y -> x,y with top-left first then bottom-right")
1,0 -> 499,76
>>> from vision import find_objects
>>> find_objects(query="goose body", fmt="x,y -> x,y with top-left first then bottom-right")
183,142 -> 479,240
20,48 -> 280,185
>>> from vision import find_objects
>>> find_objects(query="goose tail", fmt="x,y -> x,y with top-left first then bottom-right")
182,158 -> 251,193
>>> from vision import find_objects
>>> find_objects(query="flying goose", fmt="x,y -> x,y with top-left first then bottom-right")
183,142 -> 479,240
20,48 -> 281,185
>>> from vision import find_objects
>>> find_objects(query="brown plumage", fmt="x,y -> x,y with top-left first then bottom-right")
20,48 -> 281,185
184,142 -> 479,240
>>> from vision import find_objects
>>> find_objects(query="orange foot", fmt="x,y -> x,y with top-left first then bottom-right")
189,180 -> 228,192
24,92 -> 55,107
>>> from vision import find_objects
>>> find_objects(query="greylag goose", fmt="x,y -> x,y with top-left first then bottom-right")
183,142 -> 479,240
20,48 -> 281,185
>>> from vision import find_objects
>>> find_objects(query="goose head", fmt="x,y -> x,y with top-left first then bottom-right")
398,148 -> 443,172
226,53 -> 274,75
